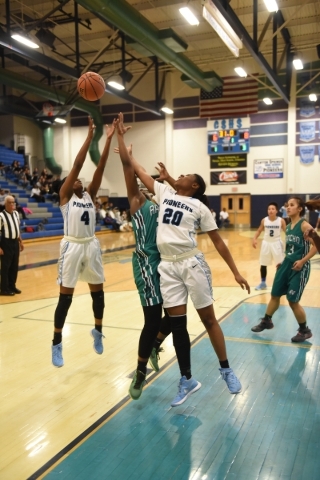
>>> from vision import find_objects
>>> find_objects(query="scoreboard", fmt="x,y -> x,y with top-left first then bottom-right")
207,128 -> 250,155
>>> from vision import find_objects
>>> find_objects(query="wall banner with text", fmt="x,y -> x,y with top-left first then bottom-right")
210,153 -> 247,169
253,159 -> 284,179
299,145 -> 315,164
210,170 -> 247,185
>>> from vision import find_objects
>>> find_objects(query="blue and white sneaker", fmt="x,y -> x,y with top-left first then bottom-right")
255,282 -> 267,291
52,343 -> 64,367
171,376 -> 201,407
219,368 -> 241,394
91,328 -> 105,354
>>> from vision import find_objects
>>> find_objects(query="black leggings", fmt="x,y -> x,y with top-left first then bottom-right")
138,304 -> 163,359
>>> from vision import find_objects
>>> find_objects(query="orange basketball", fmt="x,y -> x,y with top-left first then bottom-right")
77,72 -> 105,101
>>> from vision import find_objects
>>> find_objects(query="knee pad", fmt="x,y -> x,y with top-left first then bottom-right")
91,290 -> 105,320
54,293 -> 73,329
170,315 -> 190,348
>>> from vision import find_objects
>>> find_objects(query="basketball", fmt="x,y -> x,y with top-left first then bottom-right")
77,72 -> 105,101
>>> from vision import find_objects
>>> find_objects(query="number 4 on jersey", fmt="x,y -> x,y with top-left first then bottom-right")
81,211 -> 90,225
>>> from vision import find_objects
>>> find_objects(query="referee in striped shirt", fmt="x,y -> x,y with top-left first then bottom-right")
0,195 -> 24,296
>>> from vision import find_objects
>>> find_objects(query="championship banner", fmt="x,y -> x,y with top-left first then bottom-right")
210,170 -> 247,185
300,121 -> 316,142
210,153 -> 247,169
299,145 -> 315,164
254,159 -> 284,179
299,101 -> 316,118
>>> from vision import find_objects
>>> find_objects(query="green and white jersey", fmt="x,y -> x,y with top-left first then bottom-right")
285,218 -> 309,263
132,199 -> 162,306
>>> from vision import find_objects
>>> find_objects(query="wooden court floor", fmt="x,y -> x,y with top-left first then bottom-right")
0,229 -> 319,479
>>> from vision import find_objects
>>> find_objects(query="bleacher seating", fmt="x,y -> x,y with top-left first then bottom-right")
0,147 -> 102,240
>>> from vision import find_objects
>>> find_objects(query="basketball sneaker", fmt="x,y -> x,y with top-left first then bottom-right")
219,368 -> 242,394
291,327 -> 312,343
91,328 -> 105,354
52,343 -> 64,368
255,282 -> 267,290
251,317 -> 274,332
171,376 -> 201,407
149,347 -> 163,372
129,370 -> 146,400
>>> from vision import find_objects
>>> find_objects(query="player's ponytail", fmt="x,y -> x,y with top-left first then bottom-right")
192,174 -> 209,207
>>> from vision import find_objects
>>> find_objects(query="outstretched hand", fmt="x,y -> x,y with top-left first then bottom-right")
155,162 -> 169,182
106,119 -> 117,139
116,112 -> 132,135
234,273 -> 251,294
87,116 -> 96,139
114,144 -> 133,156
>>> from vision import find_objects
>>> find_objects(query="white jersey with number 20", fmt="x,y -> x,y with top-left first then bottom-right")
154,181 -> 218,256
60,191 -> 95,238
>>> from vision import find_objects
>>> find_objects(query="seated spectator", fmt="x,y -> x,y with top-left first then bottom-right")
30,183 -> 45,203
219,207 -> 230,227
0,161 -> 5,176
0,188 -> 6,211
30,168 -> 39,186
119,209 -> 133,232
12,195 -> 27,220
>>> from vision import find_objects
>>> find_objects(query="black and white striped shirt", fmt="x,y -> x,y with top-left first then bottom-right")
0,210 -> 20,240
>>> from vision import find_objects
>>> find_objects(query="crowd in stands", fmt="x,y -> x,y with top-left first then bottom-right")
95,196 -> 132,232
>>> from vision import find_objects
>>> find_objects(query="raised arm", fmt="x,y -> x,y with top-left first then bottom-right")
87,119 -> 116,202
117,112 -> 155,195
115,123 -> 146,215
155,162 -> 176,189
59,117 -> 95,206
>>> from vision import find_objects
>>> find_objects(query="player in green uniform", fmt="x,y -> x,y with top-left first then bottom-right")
114,124 -> 176,401
251,196 -> 318,342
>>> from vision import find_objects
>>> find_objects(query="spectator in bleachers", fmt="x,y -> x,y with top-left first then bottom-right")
11,195 -> 27,220
30,183 -> 45,203
119,209 -> 133,232
31,168 -> 39,186
0,161 -> 5,176
0,188 -> 6,212
19,167 -> 32,188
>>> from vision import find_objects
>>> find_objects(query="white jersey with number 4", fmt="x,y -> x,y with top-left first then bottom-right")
60,191 -> 95,238
154,181 -> 218,256
263,216 -> 282,242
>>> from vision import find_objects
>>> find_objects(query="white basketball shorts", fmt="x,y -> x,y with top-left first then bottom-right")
259,239 -> 284,266
158,253 -> 213,310
57,237 -> 105,288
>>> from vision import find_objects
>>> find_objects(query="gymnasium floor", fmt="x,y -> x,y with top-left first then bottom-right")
0,229 -> 319,480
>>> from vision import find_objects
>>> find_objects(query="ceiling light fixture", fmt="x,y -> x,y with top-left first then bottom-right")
202,0 -> 242,58
161,106 -> 174,114
263,0 -> 278,13
107,76 -> 125,90
234,67 -> 247,77
11,33 -> 39,49
54,118 -> 67,124
179,7 -> 199,26
263,97 -> 273,105
293,57 -> 303,70
309,93 -> 317,102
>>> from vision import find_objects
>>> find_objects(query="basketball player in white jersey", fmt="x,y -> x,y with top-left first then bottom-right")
252,202 -> 286,290
116,113 -> 250,405
51,117 -> 116,367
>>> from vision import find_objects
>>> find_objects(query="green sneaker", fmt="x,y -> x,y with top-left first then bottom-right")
149,347 -> 163,372
129,370 -> 146,400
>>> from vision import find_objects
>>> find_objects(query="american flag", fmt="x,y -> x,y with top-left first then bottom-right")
200,76 -> 258,119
